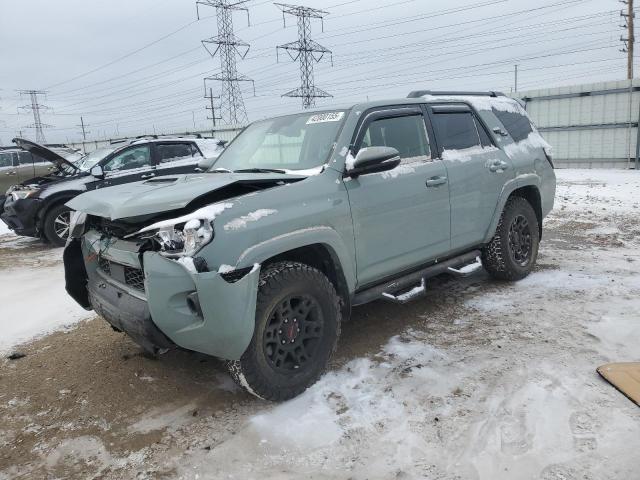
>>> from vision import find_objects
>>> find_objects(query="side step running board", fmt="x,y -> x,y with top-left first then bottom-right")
352,250 -> 481,307
447,256 -> 482,277
382,278 -> 426,304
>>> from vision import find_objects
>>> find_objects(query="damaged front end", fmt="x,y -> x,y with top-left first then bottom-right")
63,212 -> 260,360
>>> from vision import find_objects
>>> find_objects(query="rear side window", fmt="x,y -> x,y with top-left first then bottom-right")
359,114 -> 431,161
156,143 -> 200,164
432,112 -> 480,150
492,108 -> 533,142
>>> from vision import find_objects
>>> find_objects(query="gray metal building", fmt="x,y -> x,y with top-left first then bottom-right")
515,80 -> 640,169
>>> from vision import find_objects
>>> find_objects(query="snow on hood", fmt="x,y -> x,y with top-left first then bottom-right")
66,172 -> 304,220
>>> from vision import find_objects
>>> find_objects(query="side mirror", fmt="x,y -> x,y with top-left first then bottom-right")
492,127 -> 508,136
197,156 -> 218,171
90,165 -> 105,179
347,146 -> 401,177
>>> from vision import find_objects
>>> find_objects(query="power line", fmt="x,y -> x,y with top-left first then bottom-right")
276,3 -> 333,109
198,0 -> 254,126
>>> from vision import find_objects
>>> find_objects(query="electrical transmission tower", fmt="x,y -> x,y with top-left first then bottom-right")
197,0 -> 254,126
18,90 -> 51,143
276,3 -> 333,109
620,0 -> 635,79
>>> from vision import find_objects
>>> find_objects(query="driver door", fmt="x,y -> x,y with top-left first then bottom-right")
344,106 -> 451,287
97,145 -> 155,189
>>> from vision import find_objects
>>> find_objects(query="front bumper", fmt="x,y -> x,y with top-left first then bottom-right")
65,231 -> 260,360
0,195 -> 41,237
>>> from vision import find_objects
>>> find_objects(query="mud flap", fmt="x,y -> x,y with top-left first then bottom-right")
63,239 -> 92,310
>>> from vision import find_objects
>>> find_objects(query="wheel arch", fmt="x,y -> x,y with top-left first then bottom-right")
484,181 -> 543,243
260,243 -> 352,321
37,192 -> 80,230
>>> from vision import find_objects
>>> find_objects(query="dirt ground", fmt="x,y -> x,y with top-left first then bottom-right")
1,169 -> 639,479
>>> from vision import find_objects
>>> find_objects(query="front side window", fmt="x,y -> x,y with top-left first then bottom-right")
157,143 -> 200,164
75,146 -> 117,171
359,114 -> 430,161
432,112 -> 481,151
103,146 -> 151,172
211,111 -> 346,172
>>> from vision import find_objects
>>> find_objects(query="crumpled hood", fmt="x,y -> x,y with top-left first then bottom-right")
66,172 -> 304,220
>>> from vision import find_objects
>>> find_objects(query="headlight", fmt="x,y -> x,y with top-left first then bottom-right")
155,219 -> 213,257
10,189 -> 39,201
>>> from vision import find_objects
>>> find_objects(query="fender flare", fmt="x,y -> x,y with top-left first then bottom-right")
235,225 -> 357,293
482,174 -> 541,244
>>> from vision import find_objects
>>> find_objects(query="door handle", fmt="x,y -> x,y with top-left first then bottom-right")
5,171 -> 16,176
426,176 -> 447,187
141,173 -> 156,179
488,160 -> 509,172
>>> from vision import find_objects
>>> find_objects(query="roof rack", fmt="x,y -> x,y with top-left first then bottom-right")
407,90 -> 505,98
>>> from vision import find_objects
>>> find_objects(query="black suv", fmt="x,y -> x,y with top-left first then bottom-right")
0,136 -> 224,246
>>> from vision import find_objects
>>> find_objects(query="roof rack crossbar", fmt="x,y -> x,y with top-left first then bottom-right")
407,90 -> 505,98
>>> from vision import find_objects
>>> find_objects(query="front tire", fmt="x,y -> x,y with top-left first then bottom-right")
43,204 -> 73,247
228,262 -> 341,401
482,196 -> 539,281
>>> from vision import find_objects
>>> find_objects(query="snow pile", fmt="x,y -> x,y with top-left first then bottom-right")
0,253 -> 93,354
555,168 -> 640,213
380,162 -> 415,179
223,209 -> 277,231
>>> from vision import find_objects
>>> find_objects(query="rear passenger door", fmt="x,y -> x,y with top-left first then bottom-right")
345,106 -> 451,287
152,141 -> 202,177
428,104 -> 514,250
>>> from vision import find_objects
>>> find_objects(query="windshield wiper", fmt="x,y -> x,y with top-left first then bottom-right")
234,168 -> 287,174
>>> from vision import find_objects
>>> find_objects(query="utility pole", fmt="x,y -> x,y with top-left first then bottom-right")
621,0 -> 635,79
77,116 -> 89,141
206,87 -> 221,130
197,0 -> 254,126
276,3 -> 333,109
18,90 -> 51,143
514,64 -> 519,93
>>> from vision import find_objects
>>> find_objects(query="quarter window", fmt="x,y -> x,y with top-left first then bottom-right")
359,114 -> 431,161
492,108 -> 533,143
103,146 -> 151,172
156,143 -> 200,164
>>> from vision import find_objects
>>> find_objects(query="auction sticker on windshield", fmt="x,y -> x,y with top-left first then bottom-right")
306,112 -> 344,124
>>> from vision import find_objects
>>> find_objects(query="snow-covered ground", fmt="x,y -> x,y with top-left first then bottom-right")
0,225 -> 93,353
1,169 -> 639,480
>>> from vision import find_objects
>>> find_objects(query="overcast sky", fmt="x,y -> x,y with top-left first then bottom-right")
0,0 -> 628,144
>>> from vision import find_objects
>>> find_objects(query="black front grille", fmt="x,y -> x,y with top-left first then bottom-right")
98,256 -> 111,275
97,256 -> 145,292
124,266 -> 145,291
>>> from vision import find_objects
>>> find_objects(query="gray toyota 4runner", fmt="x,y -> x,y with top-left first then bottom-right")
64,91 -> 556,401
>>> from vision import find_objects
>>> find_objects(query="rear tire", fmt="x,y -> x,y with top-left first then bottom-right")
482,196 -> 539,281
228,262 -> 341,401
43,204 -> 73,247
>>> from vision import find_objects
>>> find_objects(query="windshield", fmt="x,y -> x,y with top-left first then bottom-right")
75,146 -> 117,171
210,110 -> 347,173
